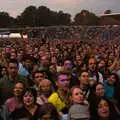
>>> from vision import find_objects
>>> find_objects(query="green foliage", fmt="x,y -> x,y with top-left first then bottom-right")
74,10 -> 100,25
18,5 -> 37,27
0,12 -> 14,27
15,5 -> 71,26
0,7 -> 102,27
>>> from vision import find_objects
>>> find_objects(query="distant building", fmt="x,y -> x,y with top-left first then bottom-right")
100,13 -> 120,25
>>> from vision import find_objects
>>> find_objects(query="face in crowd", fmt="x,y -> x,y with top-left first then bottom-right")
63,60 -> 73,69
107,74 -> 117,85
39,79 -> 52,97
39,79 -> 51,93
97,99 -> 109,119
56,73 -> 70,91
88,58 -> 96,72
98,59 -> 106,69
13,82 -> 25,97
23,88 -> 37,107
79,71 -> 89,85
8,61 -> 18,77
34,71 -> 45,85
95,83 -> 105,97
76,55 -> 82,66
70,87 -> 84,104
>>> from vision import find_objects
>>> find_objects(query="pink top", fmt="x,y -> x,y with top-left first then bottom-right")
5,97 -> 22,112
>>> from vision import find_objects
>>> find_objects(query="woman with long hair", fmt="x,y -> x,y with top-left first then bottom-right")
68,86 -> 90,120
9,87 -> 41,120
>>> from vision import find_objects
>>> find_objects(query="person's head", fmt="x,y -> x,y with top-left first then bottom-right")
49,64 -> 57,74
107,59 -> 113,67
1,66 -> 8,76
13,81 -> 25,98
108,52 -> 114,60
33,70 -> 45,85
69,86 -> 84,104
75,55 -> 82,66
80,62 -> 87,71
26,48 -> 33,56
37,103 -> 60,120
92,82 -> 105,97
23,88 -> 37,106
17,49 -> 24,62
10,48 -> 16,53
4,45 -> 11,53
10,52 -> 17,59
79,70 -> 89,85
88,57 -> 96,72
56,72 -> 70,91
40,55 -> 50,67
22,55 -> 34,70
63,59 -> 73,69
97,98 -> 110,119
39,79 -> 52,97
8,59 -> 18,77
98,59 -> 106,69
106,73 -> 119,85
90,98 -> 110,120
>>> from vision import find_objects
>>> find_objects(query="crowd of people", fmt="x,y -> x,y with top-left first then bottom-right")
28,25 -> 120,41
0,26 -> 120,120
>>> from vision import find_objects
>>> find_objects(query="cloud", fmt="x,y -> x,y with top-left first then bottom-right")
13,0 -> 31,3
0,0 -> 120,18
49,0 -> 78,6
8,9 -> 18,17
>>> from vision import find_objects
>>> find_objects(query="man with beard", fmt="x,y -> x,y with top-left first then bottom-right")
0,59 -> 28,104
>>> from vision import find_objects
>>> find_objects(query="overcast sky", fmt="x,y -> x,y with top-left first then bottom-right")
0,0 -> 120,18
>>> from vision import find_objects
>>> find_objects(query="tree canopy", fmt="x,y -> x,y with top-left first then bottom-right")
0,6 -> 107,27
74,10 -> 100,25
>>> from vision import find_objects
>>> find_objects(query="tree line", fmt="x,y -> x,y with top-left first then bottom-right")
0,5 -> 111,27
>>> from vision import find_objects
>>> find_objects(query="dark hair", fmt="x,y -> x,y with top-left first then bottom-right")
107,72 -> 119,86
14,81 -> 26,89
78,70 -> 89,77
8,59 -> 18,67
90,97 -> 110,120
91,82 -> 104,94
33,70 -> 45,78
87,57 -> 96,65
22,55 -> 34,62
22,87 -> 37,104
37,103 -> 60,120
55,72 -> 69,81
